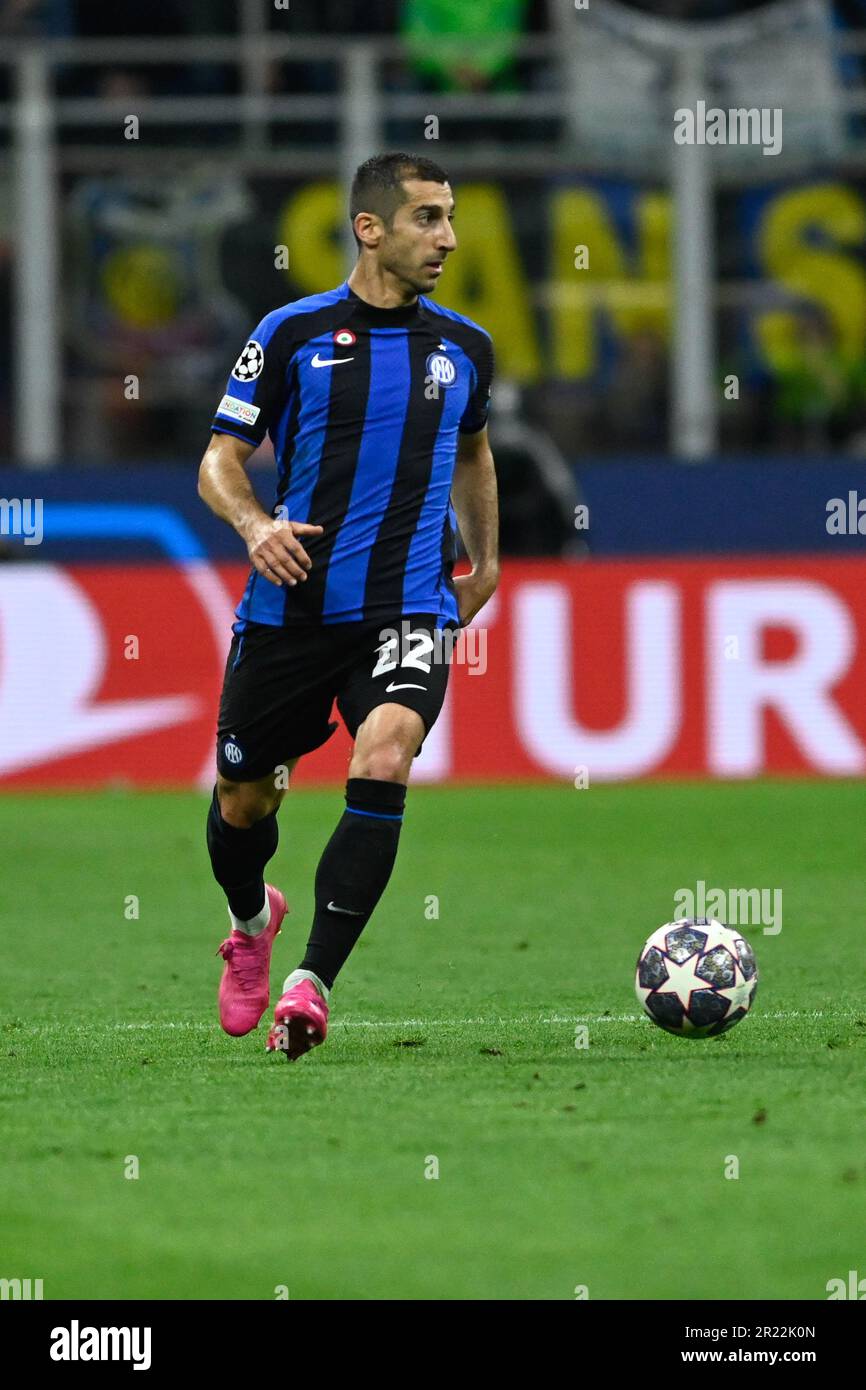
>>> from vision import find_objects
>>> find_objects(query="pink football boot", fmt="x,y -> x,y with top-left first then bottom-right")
216,885 -> 287,1036
266,979 -> 329,1061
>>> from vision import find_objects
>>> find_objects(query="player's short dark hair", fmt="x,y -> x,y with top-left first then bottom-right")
349,152 -> 450,248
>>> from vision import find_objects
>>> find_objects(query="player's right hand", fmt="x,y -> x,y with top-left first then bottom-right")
246,518 -> 324,587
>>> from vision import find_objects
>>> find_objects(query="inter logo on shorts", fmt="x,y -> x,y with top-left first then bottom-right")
426,351 -> 455,386
224,740 -> 243,765
333,329 -> 356,347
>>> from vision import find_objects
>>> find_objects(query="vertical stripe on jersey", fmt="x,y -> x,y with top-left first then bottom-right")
304,330 -> 374,621
322,330 -> 411,622
236,361 -> 303,628
271,361 -> 301,515
275,349 -> 329,525
363,329 -> 447,617
402,340 -> 470,619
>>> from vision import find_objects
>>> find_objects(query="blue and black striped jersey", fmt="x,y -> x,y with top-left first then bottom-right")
211,280 -> 494,628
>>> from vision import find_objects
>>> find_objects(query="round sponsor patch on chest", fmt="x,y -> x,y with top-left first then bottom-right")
231,340 -> 265,382
333,329 -> 356,347
426,351 -> 456,386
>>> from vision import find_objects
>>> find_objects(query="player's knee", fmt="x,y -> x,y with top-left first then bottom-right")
351,706 -> 424,782
217,777 -> 283,827
350,741 -> 413,783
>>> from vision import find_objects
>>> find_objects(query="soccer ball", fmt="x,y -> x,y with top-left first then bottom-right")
635,917 -> 758,1038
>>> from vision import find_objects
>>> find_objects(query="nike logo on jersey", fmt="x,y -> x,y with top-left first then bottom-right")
385,682 -> 427,692
311,352 -> 354,368
327,902 -> 364,916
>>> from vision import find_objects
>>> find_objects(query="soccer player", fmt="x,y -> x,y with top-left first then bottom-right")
198,153 -> 498,1061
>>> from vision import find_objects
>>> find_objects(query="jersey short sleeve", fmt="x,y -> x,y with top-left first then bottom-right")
211,309 -> 295,448
458,332 -> 494,435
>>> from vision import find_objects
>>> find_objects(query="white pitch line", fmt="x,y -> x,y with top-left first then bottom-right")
18,1009 -> 836,1034
550,1010 -> 830,1023
87,1018 -> 578,1031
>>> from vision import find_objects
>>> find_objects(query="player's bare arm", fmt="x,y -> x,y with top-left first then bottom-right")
450,424 -> 500,626
197,430 -> 322,588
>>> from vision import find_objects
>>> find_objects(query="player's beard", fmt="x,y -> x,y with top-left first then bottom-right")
413,261 -> 442,294
382,249 -> 440,297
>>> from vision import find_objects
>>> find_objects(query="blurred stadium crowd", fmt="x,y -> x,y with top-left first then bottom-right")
2,0 -> 866,479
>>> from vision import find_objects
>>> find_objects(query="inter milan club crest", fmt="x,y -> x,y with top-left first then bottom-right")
223,739 -> 243,766
426,351 -> 456,386
333,329 -> 356,347
231,339 -> 264,382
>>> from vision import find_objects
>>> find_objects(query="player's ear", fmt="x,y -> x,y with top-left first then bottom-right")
353,211 -> 382,249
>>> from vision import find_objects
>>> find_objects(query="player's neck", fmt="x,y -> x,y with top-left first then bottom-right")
346,265 -> 419,311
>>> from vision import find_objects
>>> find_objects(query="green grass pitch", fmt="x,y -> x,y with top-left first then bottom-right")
1,781 -> 865,1301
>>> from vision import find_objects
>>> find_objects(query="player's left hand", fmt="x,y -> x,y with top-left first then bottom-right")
453,566 -> 499,627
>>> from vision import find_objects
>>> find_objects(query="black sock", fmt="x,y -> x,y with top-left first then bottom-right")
299,778 -> 407,989
206,787 -> 278,921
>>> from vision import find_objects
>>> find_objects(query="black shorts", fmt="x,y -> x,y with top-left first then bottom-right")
216,614 -> 455,782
